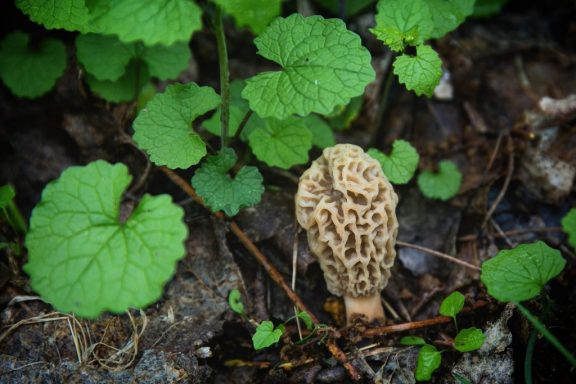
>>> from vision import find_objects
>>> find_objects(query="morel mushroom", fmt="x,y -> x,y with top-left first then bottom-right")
295,144 -> 398,323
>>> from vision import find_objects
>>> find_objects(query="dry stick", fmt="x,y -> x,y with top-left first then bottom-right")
159,167 -> 361,381
396,241 -> 480,271
458,226 -> 563,242
482,136 -> 515,229
363,300 -> 489,338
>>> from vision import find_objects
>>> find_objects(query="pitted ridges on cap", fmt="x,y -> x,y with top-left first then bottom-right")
296,144 -> 399,298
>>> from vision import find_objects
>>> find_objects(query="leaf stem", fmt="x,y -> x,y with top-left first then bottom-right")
231,110 -> 253,144
515,302 -> 576,367
213,5 -> 230,148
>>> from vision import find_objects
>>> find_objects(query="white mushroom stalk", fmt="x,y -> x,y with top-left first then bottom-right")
295,144 -> 398,324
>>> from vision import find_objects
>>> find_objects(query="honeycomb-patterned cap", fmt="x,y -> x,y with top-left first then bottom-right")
295,144 -> 398,297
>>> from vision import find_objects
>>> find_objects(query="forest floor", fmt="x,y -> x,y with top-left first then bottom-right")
1,1 -> 575,383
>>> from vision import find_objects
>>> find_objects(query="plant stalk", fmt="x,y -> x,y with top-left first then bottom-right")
213,5 -> 230,148
515,302 -> 576,367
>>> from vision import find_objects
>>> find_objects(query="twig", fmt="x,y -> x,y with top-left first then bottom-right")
396,241 -> 480,271
159,166 -> 361,381
363,301 -> 489,338
458,226 -> 563,242
482,136 -> 514,228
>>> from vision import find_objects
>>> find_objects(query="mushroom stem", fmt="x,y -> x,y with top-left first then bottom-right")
344,294 -> 385,324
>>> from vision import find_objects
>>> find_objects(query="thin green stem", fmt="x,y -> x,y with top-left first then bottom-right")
231,110 -> 253,144
515,302 -> 576,367
213,5 -> 230,148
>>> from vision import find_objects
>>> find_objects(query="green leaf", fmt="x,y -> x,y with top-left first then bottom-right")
214,0 -> 282,35
89,0 -> 202,46
141,42 -> 191,80
400,336 -> 427,346
24,161 -> 187,318
85,60 -> 150,103
561,208 -> 576,250
203,80 -> 250,138
191,148 -> 264,216
454,327 -> 485,352
415,344 -> 441,381
76,34 -> 190,82
133,83 -> 220,169
296,311 -> 314,331
314,0 -> 375,18
303,115 -> 336,149
427,0 -> 474,39
473,0 -> 508,18
16,0 -> 91,32
439,291 -> 465,318
0,32 -> 67,99
0,185 -> 16,210
243,14 -> 375,119
417,160 -> 462,201
370,0 -> 433,51
76,34 -> 135,81
480,241 -> 566,302
252,320 -> 284,350
247,117 -> 313,169
367,140 -> 419,184
393,45 -> 442,97
228,289 -> 245,314
326,96 -> 363,131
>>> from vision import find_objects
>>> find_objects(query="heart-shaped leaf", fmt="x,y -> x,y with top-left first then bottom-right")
24,160 -> 188,318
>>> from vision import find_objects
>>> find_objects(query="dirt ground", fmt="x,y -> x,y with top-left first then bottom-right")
1,1 -> 575,383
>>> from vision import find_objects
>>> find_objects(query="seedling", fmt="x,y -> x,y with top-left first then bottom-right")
370,0 -> 475,96
227,289 -> 316,350
401,290 -> 485,381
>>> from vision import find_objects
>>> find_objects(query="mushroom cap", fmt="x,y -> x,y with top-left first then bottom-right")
295,144 -> 398,298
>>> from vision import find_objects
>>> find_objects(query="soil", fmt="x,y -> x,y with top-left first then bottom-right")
1,1 -> 576,383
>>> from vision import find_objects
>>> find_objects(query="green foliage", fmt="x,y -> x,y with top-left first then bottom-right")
393,45 -> 442,97
368,140 -> 419,184
400,336 -> 427,346
304,115 -> 336,149
228,289 -> 245,314
88,0 -> 202,46
326,96 -> 363,131
296,311 -> 314,331
85,61 -> 150,103
252,321 -> 284,349
371,0 -> 473,97
0,185 -> 15,209
243,14 -> 375,119
0,32 -> 67,99
371,0 -> 433,52
16,0 -> 91,32
133,83 -> 220,169
247,117 -> 313,169
453,327 -> 485,352
480,241 -> 566,302
0,185 -> 27,235
417,160 -> 462,201
473,0 -> 508,18
76,34 -> 190,102
439,291 -> 465,319
314,0 -> 376,17
213,0 -> 281,35
452,373 -> 472,384
24,161 -> 188,318
75,34 -> 132,81
561,208 -> 576,250
191,148 -> 264,216
415,344 -> 441,381
427,0 -> 475,39
203,80 -> 250,138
